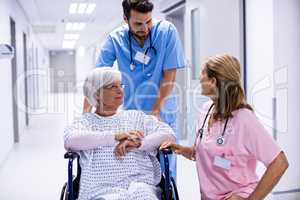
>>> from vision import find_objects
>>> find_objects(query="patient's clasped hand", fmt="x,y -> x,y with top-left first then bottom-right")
114,131 -> 144,157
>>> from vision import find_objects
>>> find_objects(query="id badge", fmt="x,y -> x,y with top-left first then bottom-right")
213,156 -> 231,170
134,51 -> 150,65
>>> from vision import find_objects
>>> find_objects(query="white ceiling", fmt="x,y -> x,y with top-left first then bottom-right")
17,0 -> 163,50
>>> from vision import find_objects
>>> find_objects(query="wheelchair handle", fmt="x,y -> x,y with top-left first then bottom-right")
64,151 -> 79,159
160,148 -> 173,155
64,151 -> 80,200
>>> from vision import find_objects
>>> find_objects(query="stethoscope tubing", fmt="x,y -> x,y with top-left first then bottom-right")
128,29 -> 157,67
197,104 -> 229,145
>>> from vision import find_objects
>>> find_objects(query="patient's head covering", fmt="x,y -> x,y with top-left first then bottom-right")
83,67 -> 122,107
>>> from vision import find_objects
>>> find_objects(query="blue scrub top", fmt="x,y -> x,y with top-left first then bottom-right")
96,20 -> 185,124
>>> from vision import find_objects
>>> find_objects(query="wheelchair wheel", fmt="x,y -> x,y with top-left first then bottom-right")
170,177 -> 179,200
60,175 -> 80,200
160,175 -> 179,200
60,182 -> 67,200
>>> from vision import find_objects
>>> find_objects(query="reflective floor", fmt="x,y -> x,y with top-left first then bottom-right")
0,93 -> 200,200
0,94 -> 296,200
0,113 -> 66,199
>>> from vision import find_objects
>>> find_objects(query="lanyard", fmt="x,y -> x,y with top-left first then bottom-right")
196,104 -> 229,145
128,30 -> 157,70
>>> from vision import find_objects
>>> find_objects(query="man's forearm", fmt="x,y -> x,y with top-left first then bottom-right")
152,69 -> 177,111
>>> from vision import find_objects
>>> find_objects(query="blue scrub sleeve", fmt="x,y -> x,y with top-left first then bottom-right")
162,24 -> 185,71
96,36 -> 116,67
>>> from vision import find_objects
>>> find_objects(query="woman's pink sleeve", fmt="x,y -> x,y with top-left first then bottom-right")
242,110 -> 282,166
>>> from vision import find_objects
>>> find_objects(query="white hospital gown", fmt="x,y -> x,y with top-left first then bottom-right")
64,110 -> 175,200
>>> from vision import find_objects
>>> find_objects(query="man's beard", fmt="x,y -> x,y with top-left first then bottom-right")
129,29 -> 148,41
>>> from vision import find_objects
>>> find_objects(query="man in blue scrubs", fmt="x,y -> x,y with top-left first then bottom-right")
83,0 -> 185,178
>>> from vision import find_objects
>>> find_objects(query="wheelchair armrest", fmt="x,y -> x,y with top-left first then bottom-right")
64,151 -> 80,160
159,147 -> 176,200
64,151 -> 81,200
159,148 -> 173,155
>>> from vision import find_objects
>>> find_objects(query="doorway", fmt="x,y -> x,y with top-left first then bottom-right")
23,33 -> 29,126
10,17 -> 19,143
49,50 -> 76,93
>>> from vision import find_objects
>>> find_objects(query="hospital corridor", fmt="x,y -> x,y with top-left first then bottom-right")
0,0 -> 299,200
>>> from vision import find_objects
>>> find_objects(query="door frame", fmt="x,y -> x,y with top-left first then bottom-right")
23,32 -> 29,126
10,17 -> 19,143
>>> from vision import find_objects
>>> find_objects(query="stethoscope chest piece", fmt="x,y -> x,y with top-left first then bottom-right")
216,136 -> 225,146
130,63 -> 135,71
199,128 -> 203,135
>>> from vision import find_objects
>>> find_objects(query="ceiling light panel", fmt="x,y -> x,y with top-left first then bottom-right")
65,23 -> 86,31
77,23 -> 86,30
65,23 -> 73,31
72,23 -> 80,30
68,2 -> 96,15
78,3 -> 88,14
85,3 -> 96,14
69,3 -> 78,14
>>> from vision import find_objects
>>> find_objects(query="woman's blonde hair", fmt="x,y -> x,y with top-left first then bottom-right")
203,53 -> 252,120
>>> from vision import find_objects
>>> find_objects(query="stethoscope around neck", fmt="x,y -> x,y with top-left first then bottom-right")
197,104 -> 229,146
128,30 -> 157,75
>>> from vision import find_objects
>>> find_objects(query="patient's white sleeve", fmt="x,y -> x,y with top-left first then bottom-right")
64,119 -> 116,151
139,114 -> 176,152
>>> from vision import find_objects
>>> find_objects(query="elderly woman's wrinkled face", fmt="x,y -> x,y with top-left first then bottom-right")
96,80 -> 124,108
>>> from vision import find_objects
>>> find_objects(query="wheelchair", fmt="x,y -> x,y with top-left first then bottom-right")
60,149 -> 179,200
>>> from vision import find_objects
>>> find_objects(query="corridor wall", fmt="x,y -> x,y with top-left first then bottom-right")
0,0 -> 48,165
246,0 -> 300,198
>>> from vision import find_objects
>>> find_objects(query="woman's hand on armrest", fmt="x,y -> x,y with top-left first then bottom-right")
160,141 -> 195,161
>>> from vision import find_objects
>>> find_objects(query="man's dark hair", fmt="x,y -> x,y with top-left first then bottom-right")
122,0 -> 154,19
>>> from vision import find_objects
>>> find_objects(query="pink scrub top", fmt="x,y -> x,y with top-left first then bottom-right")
195,102 -> 282,200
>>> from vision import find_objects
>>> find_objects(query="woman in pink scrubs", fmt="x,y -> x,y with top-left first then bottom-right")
160,54 -> 289,200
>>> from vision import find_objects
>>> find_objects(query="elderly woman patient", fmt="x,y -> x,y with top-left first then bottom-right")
64,67 -> 175,200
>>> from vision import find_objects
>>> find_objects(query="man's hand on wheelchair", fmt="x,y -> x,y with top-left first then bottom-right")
160,142 -> 196,161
